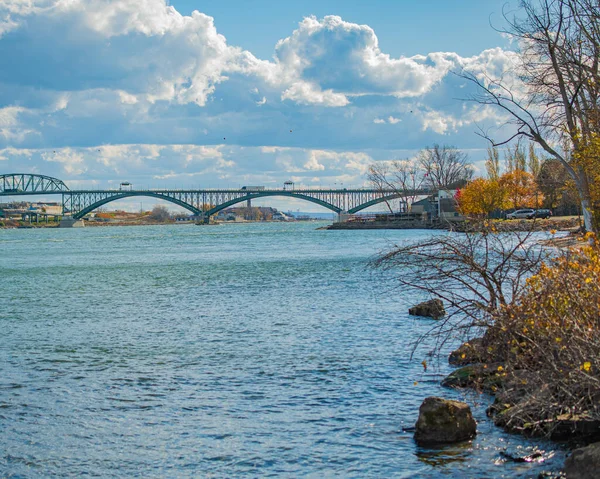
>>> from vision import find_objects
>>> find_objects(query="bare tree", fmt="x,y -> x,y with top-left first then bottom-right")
504,143 -> 528,174
461,0 -> 600,232
375,225 -> 548,353
367,160 -> 426,213
417,144 -> 473,191
149,205 -> 171,222
485,146 -> 501,180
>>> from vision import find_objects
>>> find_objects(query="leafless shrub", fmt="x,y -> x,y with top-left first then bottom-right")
375,223 -> 548,354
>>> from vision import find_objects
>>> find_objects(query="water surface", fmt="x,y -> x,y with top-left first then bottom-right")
1,223 -> 564,477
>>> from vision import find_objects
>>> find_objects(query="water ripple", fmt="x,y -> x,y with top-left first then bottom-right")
1,223 -> 565,478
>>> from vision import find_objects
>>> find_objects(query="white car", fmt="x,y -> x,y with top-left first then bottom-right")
507,209 -> 535,219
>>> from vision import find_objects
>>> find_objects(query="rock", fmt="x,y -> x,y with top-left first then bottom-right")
414,396 -> 477,445
442,363 -> 504,392
550,416 -> 600,442
499,449 -> 543,463
409,299 -> 445,319
448,338 -> 486,365
563,442 -> 600,479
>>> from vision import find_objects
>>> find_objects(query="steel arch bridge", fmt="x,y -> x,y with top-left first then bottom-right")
0,173 -> 427,221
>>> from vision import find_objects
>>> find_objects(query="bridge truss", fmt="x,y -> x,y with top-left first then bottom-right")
0,173 -> 69,194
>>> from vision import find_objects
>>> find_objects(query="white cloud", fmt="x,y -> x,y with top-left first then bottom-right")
373,116 -> 402,125
41,148 -> 86,175
118,90 -> 138,105
303,152 -> 326,171
0,106 -> 38,142
0,1 -> 522,186
0,146 -> 33,161
281,82 -> 349,107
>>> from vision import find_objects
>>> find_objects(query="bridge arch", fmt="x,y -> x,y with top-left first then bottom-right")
347,193 -> 404,214
204,191 -> 342,217
72,192 -> 202,219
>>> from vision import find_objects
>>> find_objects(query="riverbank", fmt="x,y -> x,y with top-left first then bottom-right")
0,219 -> 60,229
326,215 -> 582,232
438,236 -> 600,475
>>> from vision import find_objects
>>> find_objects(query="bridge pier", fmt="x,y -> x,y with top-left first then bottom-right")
195,213 -> 211,225
336,211 -> 350,223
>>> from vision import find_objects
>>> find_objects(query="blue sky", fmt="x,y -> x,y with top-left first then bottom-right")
172,1 -> 512,58
0,0 -> 521,211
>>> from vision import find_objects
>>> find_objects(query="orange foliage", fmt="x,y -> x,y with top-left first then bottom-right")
499,170 -> 543,209
457,178 -> 508,217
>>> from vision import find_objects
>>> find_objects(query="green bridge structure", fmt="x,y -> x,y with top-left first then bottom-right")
1,173 -> 427,222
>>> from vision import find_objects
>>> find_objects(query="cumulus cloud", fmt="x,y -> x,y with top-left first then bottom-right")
0,0 -> 520,193
41,148 -> 86,175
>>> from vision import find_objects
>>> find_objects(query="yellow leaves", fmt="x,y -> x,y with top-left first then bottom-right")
585,277 -> 593,284
550,229 -> 557,235
499,169 -> 543,209
457,178 -> 509,216
555,337 -> 562,343
497,365 -> 504,372
414,381 -> 418,386
581,362 -> 592,372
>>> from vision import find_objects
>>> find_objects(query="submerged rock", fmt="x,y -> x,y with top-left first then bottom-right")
408,299 -> 445,319
563,442 -> 600,478
414,396 -> 477,445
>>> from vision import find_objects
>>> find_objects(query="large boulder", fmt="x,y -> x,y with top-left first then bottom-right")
563,442 -> 600,478
409,299 -> 445,319
414,397 -> 477,445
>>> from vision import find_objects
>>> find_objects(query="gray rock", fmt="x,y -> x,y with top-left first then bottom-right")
563,442 -> 600,478
408,299 -> 445,319
448,337 -> 486,365
414,396 -> 477,445
442,363 -> 504,392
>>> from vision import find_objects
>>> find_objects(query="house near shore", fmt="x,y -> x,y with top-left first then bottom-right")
411,190 -> 463,220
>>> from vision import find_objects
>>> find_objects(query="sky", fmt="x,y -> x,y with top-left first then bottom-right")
0,0 -> 522,211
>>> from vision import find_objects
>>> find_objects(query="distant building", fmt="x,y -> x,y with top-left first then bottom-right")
411,190 -> 462,220
272,211 -> 293,221
0,201 -> 63,219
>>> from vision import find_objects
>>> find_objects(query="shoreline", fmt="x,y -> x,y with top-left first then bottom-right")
0,219 -> 326,229
326,216 -> 582,232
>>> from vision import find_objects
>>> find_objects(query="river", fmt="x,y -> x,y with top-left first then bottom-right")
1,222 -> 565,477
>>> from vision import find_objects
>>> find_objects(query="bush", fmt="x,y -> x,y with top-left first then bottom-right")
486,234 -> 600,436
149,205 -> 171,222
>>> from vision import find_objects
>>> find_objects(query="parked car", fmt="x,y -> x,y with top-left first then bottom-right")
507,209 -> 535,219
534,209 -> 552,219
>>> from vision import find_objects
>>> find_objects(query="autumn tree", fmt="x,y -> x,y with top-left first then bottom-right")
457,178 -> 508,217
500,169 -> 543,209
462,0 -> 600,232
537,158 -> 572,210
